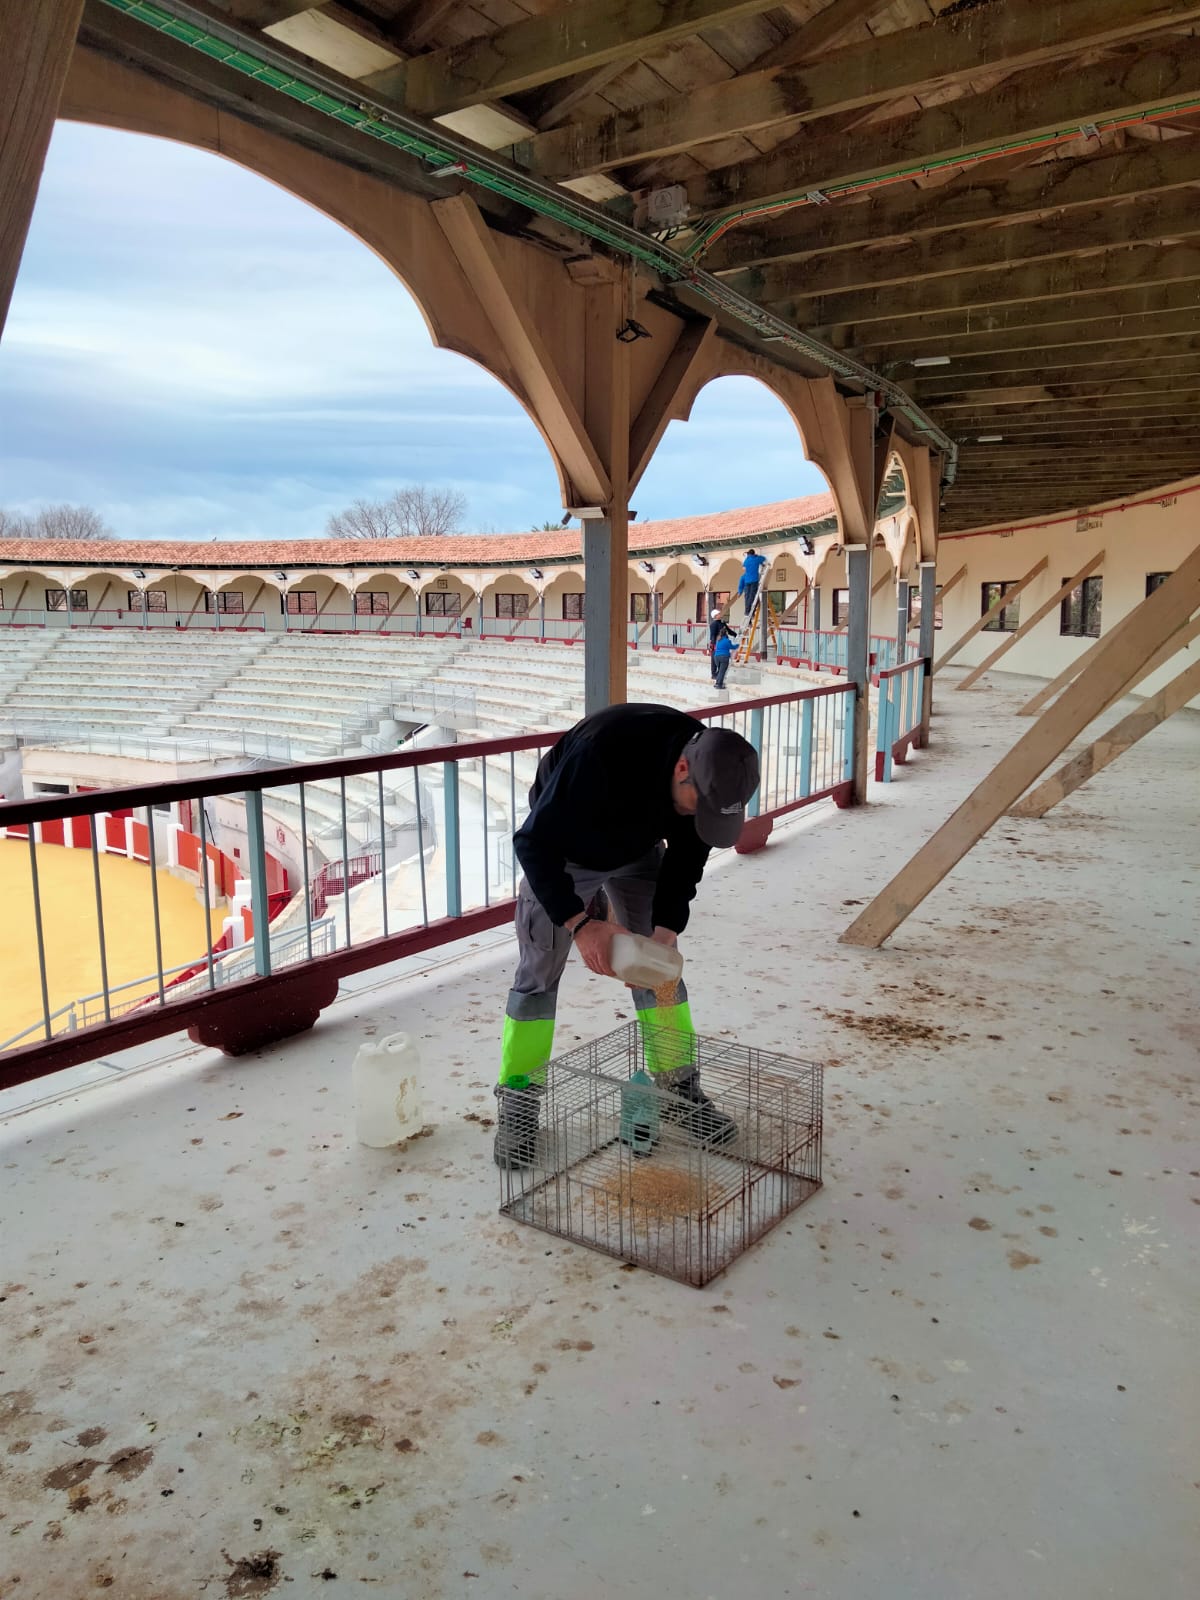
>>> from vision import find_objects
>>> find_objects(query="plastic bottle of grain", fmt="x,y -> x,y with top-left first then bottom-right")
609,933 -> 683,990
353,1031 -> 423,1147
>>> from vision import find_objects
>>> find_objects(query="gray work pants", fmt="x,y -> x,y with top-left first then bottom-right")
504,846 -> 687,1024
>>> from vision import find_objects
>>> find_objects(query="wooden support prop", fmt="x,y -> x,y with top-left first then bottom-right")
840,544 -> 1200,948
432,195 -> 610,506
1018,609 -> 1200,716
1009,653 -> 1200,818
934,557 -> 1048,674
937,564 -> 967,602
956,551 -> 1104,691
832,568 -> 891,635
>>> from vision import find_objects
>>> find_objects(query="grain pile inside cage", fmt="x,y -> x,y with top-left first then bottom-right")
499,1023 -> 823,1287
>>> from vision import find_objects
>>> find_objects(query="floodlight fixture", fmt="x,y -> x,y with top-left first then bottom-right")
530,568 -> 543,581
691,553 -> 709,568
132,568 -> 145,579
615,319 -> 651,343
274,570 -> 288,581
799,536 -> 814,556
406,569 -> 421,581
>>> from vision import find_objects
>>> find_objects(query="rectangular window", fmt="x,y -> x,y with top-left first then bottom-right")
561,592 -> 584,620
1060,575 -> 1103,638
285,590 -> 318,615
128,589 -> 167,611
696,591 -> 731,623
354,590 -> 391,615
494,592 -> 530,619
832,588 -> 850,627
45,588 -> 89,611
630,592 -> 651,624
908,585 -> 944,631
424,591 -> 462,616
204,592 -> 244,614
1145,571 -> 1172,597
981,581 -> 1020,632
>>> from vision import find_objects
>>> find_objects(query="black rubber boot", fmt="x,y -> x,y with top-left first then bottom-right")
657,1068 -> 738,1147
493,1085 -> 542,1170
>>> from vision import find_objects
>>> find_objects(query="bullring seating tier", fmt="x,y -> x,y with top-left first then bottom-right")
0,629 -> 845,857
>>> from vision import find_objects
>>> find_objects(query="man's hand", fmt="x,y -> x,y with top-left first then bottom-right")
651,926 -> 678,948
571,917 -> 626,978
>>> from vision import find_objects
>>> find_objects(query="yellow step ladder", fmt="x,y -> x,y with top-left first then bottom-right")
735,582 -> 781,664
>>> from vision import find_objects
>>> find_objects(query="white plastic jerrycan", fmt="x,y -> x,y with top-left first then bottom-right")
609,933 -> 684,991
353,1031 -> 423,1147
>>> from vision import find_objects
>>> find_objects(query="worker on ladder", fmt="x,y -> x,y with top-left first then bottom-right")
738,548 -> 768,617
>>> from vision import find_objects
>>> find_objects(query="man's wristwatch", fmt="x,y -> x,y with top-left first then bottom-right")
568,914 -> 593,939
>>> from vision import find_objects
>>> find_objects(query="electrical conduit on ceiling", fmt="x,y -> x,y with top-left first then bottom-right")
94,0 -> 959,479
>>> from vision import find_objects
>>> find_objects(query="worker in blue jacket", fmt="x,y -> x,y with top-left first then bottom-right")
738,548 -> 768,616
712,626 -> 735,690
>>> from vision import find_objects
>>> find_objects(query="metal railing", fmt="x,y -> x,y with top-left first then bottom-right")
0,607 -> 269,631
874,658 -> 928,782
0,681 -> 854,1088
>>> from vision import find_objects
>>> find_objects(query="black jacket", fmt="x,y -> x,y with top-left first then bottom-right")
512,703 -> 710,933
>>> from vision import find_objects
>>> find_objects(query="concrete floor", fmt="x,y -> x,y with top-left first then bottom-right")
2,673 -> 1197,1600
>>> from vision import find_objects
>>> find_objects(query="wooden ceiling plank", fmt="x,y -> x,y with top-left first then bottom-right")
900,336 -> 1200,380
682,32 -> 1200,215
736,187 -> 1200,301
367,2 -> 787,116
780,241 -> 1200,327
523,0 -> 1200,177
855,316 -> 1200,363
705,138 -> 1200,272
838,283 -> 1200,349
914,353 -> 1200,394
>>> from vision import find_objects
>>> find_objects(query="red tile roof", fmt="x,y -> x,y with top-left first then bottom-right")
0,494 -> 835,571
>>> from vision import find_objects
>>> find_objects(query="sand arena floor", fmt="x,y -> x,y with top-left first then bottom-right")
0,839 -> 225,1042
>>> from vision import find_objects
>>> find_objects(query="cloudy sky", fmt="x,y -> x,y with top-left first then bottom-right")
0,122 -> 828,542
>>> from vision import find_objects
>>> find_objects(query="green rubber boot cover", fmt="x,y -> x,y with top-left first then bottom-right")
636,999 -> 697,1076
499,1014 -> 555,1090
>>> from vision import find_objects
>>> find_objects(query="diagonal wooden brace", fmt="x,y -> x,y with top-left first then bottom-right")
1009,653 -> 1200,818
840,542 -> 1200,948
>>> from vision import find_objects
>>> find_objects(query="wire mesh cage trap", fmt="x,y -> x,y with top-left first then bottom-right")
499,1022 -> 822,1287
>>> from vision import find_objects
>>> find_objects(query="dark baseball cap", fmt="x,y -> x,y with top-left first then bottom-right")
684,726 -> 760,848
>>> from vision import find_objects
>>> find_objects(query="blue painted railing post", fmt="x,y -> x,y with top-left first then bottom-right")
799,698 -> 814,799
444,761 -> 462,917
244,788 -> 273,977
748,704 -> 764,818
842,692 -> 856,784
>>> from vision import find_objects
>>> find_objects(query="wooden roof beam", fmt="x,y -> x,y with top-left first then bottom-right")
926,374 -> 1200,409
733,188 -> 1200,303
682,33 -> 1200,216
704,139 -> 1200,272
839,288 -> 1200,353
521,0 -> 1200,177
856,315 -> 1200,363
777,242 -> 1200,328
914,354 -> 1200,395
366,2 -> 787,117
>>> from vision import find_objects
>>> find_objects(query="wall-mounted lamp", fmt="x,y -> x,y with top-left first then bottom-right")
132,568 -> 145,580
274,571 -> 287,582
566,506 -> 606,520
615,319 -> 651,343
691,553 -> 709,568
530,568 -> 543,581
799,536 -> 814,556
406,569 -> 420,581
640,561 -> 655,575
560,511 -> 572,526
430,160 -> 468,178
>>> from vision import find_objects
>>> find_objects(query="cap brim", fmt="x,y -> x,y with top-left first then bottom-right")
695,802 -> 745,849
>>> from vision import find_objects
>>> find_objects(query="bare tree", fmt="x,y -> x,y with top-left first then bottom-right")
327,485 -> 467,540
0,504 -> 112,539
